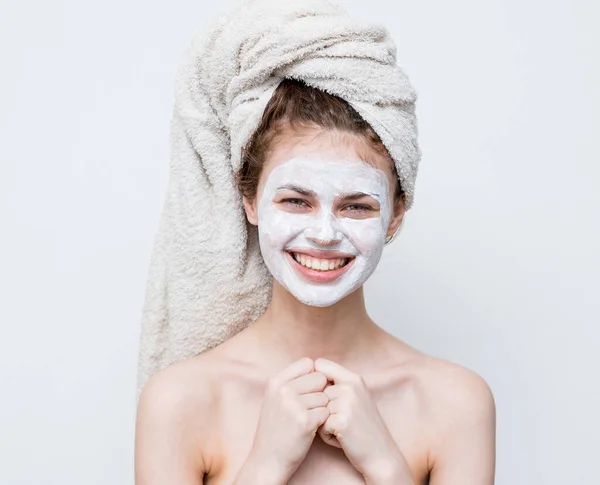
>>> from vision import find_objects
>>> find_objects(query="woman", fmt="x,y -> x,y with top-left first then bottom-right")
134,78 -> 496,485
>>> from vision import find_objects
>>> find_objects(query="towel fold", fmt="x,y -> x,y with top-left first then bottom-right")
136,0 -> 420,399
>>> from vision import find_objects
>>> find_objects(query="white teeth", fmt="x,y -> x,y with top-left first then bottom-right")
290,252 -> 350,271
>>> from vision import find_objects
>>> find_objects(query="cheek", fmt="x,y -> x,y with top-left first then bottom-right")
338,218 -> 385,254
258,208 -> 310,247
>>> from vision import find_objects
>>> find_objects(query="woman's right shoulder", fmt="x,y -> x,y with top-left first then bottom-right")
138,350 -> 223,413
135,352 -> 225,482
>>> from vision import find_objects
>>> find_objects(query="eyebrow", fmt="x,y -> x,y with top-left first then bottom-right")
276,184 -> 380,200
276,184 -> 316,197
343,191 -> 380,201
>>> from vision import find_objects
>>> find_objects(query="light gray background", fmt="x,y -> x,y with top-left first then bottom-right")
1,0 -> 598,483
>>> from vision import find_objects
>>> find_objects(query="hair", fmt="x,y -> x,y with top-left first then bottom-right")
235,78 -> 404,204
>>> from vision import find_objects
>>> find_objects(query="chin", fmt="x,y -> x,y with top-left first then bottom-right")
285,282 -> 362,308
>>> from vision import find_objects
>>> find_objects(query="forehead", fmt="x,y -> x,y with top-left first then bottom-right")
263,156 -> 388,198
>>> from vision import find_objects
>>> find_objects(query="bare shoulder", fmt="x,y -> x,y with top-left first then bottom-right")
412,353 -> 496,430
136,352 -> 220,420
374,333 -> 495,427
412,353 -> 496,479
135,351 -> 223,483
380,334 -> 493,402
379,332 -> 494,427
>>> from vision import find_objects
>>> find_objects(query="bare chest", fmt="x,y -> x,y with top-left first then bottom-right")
203,385 -> 431,485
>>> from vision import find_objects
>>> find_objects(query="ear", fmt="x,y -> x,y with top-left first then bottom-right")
242,195 -> 259,226
386,198 -> 406,239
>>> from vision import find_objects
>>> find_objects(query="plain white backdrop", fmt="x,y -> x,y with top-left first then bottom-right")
1,0 -> 598,483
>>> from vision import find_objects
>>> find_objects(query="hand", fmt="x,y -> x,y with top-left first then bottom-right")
247,357 -> 330,482
314,358 -> 413,482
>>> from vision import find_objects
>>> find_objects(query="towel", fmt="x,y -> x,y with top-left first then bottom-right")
136,0 -> 420,400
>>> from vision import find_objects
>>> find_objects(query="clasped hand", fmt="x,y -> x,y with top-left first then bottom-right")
313,358 -> 410,482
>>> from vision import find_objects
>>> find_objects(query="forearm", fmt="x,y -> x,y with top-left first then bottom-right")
362,454 -> 415,485
232,454 -> 289,485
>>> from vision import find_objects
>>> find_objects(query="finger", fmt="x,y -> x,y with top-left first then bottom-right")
323,383 -> 345,400
320,413 -> 341,438
307,406 -> 329,429
319,429 -> 342,448
325,397 -> 341,414
271,357 -> 314,386
300,391 -> 329,410
314,358 -> 358,384
290,371 -> 328,394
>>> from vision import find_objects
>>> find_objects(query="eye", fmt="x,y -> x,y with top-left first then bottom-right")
280,198 -> 310,208
343,204 -> 374,213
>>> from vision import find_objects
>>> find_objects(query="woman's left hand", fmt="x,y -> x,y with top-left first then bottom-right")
314,358 -> 414,484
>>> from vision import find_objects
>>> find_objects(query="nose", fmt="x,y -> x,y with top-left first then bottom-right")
304,211 -> 343,246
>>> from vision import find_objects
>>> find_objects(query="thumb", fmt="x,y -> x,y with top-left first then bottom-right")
317,421 -> 342,448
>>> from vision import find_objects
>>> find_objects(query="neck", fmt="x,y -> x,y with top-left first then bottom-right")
249,280 -> 382,372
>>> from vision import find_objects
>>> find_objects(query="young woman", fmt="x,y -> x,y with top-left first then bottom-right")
134,79 -> 496,485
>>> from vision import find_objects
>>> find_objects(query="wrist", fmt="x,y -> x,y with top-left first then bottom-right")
362,454 -> 415,485
235,453 -> 289,485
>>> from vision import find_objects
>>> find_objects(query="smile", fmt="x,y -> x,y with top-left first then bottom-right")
290,251 -> 351,271
284,250 -> 355,283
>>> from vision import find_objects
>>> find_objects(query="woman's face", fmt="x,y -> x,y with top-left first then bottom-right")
243,128 -> 405,307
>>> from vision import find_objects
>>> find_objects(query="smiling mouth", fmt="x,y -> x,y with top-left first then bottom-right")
286,251 -> 354,272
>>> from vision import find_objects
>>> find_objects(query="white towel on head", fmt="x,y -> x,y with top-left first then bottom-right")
136,0 -> 421,399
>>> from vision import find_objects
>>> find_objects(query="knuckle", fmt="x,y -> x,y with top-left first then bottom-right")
316,372 -> 328,387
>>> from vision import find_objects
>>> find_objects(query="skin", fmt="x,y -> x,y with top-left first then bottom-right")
134,127 -> 496,485
256,155 -> 393,307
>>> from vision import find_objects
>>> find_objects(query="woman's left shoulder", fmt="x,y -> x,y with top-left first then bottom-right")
414,353 -> 496,431
383,336 -> 495,407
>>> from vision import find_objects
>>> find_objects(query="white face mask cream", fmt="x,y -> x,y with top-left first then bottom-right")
256,156 -> 392,307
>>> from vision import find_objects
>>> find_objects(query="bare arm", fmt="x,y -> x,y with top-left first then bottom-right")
134,367 -> 207,485
231,455 -> 290,485
428,367 -> 496,485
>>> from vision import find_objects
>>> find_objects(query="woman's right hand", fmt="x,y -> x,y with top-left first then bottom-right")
247,357 -> 330,482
